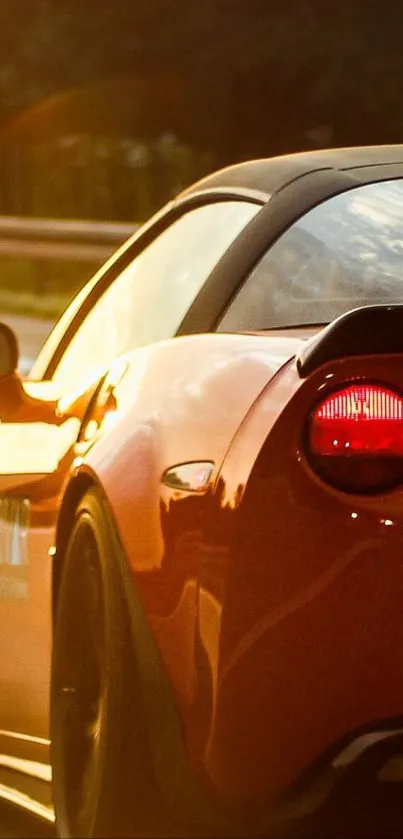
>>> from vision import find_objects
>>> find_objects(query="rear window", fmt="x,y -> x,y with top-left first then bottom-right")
218,178 -> 403,331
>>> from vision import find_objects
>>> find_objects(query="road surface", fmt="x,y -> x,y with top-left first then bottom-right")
0,314 -> 55,836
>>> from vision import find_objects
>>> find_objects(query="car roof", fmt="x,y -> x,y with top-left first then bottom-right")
181,145 -> 403,201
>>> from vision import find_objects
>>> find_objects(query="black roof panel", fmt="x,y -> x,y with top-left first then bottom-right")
182,145 -> 403,200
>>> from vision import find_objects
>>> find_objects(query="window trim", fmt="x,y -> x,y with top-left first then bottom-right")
32,190 -> 263,381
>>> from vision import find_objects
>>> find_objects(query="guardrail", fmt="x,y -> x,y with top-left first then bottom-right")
0,216 -> 139,262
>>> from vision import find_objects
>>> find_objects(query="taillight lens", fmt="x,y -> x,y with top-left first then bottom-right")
308,383 -> 403,493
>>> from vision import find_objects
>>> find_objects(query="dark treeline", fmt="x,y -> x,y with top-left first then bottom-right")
1,0 -> 402,219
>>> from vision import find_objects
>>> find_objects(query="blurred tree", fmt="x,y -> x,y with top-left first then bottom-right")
1,0 -> 403,154
1,0 -> 403,217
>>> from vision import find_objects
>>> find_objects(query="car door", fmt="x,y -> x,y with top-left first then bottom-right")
0,198 -> 261,768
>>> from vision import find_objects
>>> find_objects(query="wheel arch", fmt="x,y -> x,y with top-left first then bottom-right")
52,475 -> 228,834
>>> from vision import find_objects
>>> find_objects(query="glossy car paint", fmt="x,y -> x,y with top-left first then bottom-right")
201,353 -> 403,810
63,338 -> 403,829
75,332 -> 302,699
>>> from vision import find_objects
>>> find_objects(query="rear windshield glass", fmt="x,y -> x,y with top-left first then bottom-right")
219,178 -> 403,330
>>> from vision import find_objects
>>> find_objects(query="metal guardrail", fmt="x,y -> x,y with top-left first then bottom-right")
0,216 -> 139,263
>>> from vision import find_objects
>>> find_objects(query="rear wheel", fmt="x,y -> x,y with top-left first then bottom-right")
50,488 -> 169,838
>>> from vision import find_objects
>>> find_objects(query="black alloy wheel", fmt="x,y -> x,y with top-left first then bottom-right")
50,488 -> 173,838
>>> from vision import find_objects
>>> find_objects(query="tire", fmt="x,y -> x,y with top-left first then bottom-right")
50,487 -> 171,839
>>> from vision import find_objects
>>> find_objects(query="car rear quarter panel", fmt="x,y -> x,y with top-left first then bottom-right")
200,353 -> 403,814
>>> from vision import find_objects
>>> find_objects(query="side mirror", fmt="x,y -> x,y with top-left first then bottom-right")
0,323 -> 19,378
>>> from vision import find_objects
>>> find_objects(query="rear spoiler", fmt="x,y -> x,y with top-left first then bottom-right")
297,304 -> 403,377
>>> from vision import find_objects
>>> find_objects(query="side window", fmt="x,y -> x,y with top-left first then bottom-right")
50,201 -> 259,392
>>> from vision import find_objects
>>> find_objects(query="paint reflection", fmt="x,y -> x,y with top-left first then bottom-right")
149,473 -> 245,762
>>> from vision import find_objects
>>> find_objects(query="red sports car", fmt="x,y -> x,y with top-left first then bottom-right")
1,146 -> 403,838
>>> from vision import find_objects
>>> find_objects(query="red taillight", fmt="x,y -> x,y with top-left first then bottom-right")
308,383 -> 403,493
311,384 -> 403,456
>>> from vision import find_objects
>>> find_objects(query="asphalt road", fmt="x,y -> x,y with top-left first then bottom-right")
0,311 -> 54,836
0,314 -> 55,836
